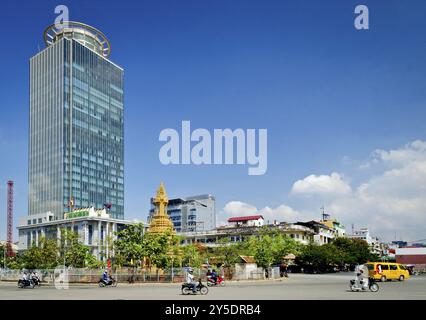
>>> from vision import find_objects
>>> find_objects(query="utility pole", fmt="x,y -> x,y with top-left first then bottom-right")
6,181 -> 14,257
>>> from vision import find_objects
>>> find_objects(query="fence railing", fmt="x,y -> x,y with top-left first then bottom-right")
0,266 -> 282,283
0,267 -> 206,283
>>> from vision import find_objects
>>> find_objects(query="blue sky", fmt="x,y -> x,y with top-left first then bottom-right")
0,0 -> 426,241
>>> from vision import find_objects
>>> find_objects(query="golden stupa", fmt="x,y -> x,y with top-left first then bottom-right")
147,182 -> 175,234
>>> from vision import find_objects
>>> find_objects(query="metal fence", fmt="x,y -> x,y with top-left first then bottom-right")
0,266 -> 283,283
231,267 -> 280,281
0,267 -> 209,284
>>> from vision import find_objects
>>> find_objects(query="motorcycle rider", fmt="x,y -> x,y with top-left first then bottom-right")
102,270 -> 110,284
186,267 -> 197,294
355,265 -> 369,290
20,271 -> 30,286
23,271 -> 28,282
211,269 -> 218,285
30,271 -> 39,284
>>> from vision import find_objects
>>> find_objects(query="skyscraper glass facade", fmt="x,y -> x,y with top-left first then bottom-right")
29,27 -> 124,220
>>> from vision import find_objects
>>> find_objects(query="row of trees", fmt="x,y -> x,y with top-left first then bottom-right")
296,237 -> 380,272
1,229 -> 102,270
112,225 -> 304,271
1,224 -> 379,272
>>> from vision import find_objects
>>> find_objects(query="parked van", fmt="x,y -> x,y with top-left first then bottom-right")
365,262 -> 410,282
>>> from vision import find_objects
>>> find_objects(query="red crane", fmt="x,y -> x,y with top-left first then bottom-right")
6,180 -> 14,257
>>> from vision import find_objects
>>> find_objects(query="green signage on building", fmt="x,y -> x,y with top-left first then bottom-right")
66,211 -> 89,219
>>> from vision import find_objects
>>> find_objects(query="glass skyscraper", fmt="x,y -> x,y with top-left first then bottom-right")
29,22 -> 124,220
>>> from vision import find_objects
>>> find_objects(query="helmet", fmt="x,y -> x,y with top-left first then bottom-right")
187,267 -> 193,273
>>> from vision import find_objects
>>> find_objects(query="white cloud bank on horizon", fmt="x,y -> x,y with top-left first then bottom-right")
218,201 -> 312,227
220,140 -> 426,242
291,172 -> 351,196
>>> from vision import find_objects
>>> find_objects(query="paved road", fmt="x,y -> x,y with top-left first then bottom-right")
1,273 -> 425,300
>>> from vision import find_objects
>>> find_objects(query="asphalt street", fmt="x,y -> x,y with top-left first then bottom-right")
1,273 -> 425,300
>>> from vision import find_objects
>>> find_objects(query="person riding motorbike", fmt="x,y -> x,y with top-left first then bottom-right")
18,271 -> 32,288
21,271 -> 29,281
186,267 -> 197,294
211,269 -> 218,285
102,270 -> 110,284
30,271 -> 40,285
355,265 -> 369,290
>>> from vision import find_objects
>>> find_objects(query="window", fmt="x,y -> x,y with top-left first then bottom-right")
27,232 -> 31,247
399,265 -> 406,270
390,265 -> 398,271
38,218 -> 42,223
88,225 -> 93,245
33,219 -> 37,224
28,220 -> 31,225
380,265 -> 389,270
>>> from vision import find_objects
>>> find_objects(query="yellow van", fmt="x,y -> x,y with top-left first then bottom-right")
365,262 -> 410,282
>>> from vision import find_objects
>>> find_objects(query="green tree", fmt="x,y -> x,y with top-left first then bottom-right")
60,230 -> 97,268
21,237 -> 59,269
142,232 -> 173,270
333,237 -> 379,266
213,238 -> 245,267
296,242 -> 343,272
113,223 -> 145,266
0,244 -> 5,267
181,244 -> 203,268
245,230 -> 303,269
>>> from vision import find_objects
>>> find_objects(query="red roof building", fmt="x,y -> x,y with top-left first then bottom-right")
227,215 -> 264,227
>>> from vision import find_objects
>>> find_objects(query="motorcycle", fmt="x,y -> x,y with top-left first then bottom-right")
207,275 -> 225,287
181,279 -> 209,295
280,271 -> 289,278
350,277 -> 379,292
18,279 -> 35,289
31,276 -> 41,286
98,277 -> 117,287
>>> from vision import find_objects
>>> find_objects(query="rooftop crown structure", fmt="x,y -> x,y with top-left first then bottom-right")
44,21 -> 111,57
148,182 -> 175,234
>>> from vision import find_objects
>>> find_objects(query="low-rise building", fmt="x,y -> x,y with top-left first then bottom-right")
228,215 -> 264,227
17,207 -> 142,261
180,222 -> 315,247
295,221 -> 335,245
318,213 -> 346,237
396,247 -> 426,267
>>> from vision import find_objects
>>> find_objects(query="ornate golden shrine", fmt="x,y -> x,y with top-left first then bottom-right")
147,182 -> 175,234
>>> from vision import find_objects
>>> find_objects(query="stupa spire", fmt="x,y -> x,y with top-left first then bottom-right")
148,182 -> 175,234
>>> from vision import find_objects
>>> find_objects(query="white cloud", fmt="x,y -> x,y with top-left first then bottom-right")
219,201 -> 312,227
220,140 -> 426,242
366,140 -> 426,168
291,172 -> 351,196
303,140 -> 426,241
